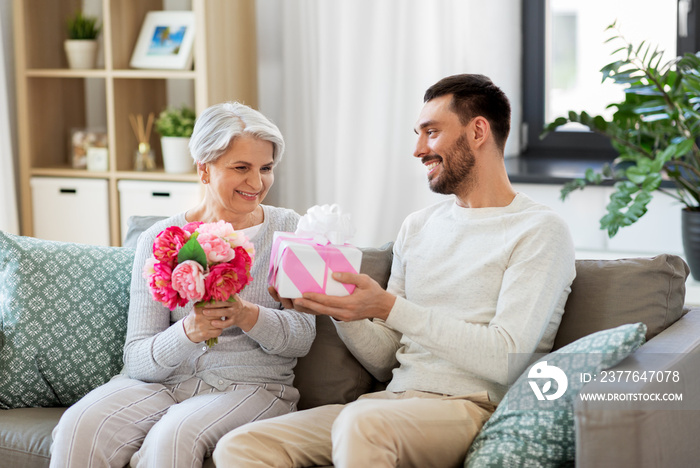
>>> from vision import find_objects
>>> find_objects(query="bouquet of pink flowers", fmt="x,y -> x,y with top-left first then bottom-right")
142,220 -> 255,347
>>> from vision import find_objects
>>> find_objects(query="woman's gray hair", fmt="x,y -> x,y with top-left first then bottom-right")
188,101 -> 285,165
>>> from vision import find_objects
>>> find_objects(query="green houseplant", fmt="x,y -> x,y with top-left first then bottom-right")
64,10 -> 101,69
154,106 -> 196,138
66,10 -> 101,40
155,106 -> 196,173
543,22 -> 700,277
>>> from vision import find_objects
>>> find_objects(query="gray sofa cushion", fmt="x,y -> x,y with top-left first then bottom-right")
553,254 -> 689,350
123,215 -> 168,248
0,407 -> 66,467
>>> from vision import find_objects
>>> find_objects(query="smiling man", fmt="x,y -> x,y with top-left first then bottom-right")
213,74 -> 577,468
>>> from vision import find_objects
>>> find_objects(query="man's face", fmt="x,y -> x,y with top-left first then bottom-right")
413,94 -> 475,195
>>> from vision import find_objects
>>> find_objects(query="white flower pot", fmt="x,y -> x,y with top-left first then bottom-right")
161,136 -> 194,173
64,40 -> 98,69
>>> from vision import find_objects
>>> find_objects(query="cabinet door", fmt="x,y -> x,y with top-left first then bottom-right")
30,177 -> 110,246
117,180 -> 203,243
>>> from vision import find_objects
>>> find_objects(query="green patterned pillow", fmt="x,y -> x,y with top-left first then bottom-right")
0,231 -> 135,409
465,322 -> 647,468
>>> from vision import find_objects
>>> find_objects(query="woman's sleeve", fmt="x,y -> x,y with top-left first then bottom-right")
244,306 -> 316,357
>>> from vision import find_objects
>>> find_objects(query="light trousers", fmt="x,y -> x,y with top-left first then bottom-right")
49,375 -> 298,468
213,389 -> 496,468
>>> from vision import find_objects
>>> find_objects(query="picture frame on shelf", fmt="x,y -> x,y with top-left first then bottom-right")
129,11 -> 195,70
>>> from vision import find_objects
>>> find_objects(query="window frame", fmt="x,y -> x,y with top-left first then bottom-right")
521,0 -> 700,159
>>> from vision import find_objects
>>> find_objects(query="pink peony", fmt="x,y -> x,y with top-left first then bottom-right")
231,246 -> 253,283
183,221 -> 203,234
196,221 -> 255,259
149,261 -> 188,310
141,256 -> 158,279
196,220 -> 235,239
197,233 -> 236,263
153,226 -> 189,266
204,260 -> 252,302
224,231 -> 255,261
171,260 -> 206,301
241,240 -> 255,262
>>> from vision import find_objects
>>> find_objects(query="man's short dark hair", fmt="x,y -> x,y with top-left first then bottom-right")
424,74 -> 511,151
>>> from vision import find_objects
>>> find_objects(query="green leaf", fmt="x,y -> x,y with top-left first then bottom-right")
675,138 -> 696,158
66,10 -> 101,40
640,113 -> 670,122
584,168 -> 603,184
625,85 -> 662,95
177,237 -> 208,269
632,104 -> 667,114
560,179 -> 587,200
592,115 -> 608,131
625,166 -> 647,184
642,173 -> 662,191
155,106 -> 196,137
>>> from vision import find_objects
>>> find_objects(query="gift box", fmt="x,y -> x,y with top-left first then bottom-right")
268,232 -> 363,299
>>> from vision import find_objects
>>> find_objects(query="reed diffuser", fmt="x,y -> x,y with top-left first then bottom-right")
129,112 -> 156,171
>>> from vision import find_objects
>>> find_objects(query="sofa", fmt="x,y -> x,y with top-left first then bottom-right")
1,217 -> 699,467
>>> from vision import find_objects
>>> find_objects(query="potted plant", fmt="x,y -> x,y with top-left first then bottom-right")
64,10 -> 101,69
155,105 -> 196,173
543,22 -> 700,279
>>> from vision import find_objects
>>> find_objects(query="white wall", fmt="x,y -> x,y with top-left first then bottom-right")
513,183 -> 684,257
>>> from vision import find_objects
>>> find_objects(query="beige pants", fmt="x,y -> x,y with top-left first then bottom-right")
213,389 -> 496,468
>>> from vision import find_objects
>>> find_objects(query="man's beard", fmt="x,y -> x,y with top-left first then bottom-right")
429,133 -> 475,195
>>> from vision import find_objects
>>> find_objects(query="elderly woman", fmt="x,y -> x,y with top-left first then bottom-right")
50,102 -> 315,468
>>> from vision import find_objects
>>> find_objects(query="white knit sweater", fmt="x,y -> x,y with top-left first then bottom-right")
335,193 -> 576,402
122,205 -> 315,391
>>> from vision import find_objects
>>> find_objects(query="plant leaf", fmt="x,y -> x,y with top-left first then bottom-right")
177,237 -> 208,269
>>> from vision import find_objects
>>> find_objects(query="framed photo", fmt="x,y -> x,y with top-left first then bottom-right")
130,11 -> 195,70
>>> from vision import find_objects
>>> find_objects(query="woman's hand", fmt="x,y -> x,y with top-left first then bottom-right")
183,295 -> 260,343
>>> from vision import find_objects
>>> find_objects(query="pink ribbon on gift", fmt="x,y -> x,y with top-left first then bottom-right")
268,235 -> 358,295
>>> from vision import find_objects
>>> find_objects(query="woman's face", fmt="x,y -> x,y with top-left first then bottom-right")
200,135 -> 275,217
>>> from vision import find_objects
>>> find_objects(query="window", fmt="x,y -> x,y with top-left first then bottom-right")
522,0 -> 700,159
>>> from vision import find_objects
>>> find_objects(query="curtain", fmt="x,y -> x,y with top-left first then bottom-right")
259,0 -> 521,247
0,2 -> 19,235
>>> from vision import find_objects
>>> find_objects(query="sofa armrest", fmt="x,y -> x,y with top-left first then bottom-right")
574,308 -> 700,468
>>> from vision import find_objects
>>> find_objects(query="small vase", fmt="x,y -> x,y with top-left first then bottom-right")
134,143 -> 156,171
161,136 -> 194,173
64,39 -> 98,69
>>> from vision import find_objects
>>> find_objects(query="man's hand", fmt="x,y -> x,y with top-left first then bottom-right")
293,272 -> 396,322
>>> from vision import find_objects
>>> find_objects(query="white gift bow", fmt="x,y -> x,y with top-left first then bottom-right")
295,204 -> 356,245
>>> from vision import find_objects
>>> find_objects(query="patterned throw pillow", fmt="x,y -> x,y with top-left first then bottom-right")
0,231 -> 135,409
465,322 -> 647,468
